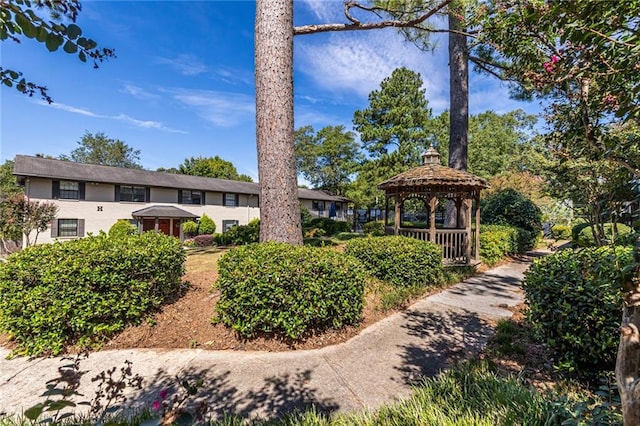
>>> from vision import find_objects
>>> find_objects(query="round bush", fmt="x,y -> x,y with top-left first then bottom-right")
108,219 -> 136,238
482,189 -> 542,249
214,219 -> 260,246
344,236 -> 443,287
478,224 -> 519,266
0,233 -> 185,356
364,221 -> 385,236
523,246 -> 633,374
571,221 -> 591,242
550,224 -> 571,240
214,242 -> 366,339
198,213 -> 216,235
193,234 -> 215,247
575,223 -> 633,247
182,220 -> 198,237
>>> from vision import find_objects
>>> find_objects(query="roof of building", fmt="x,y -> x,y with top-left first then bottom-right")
131,205 -> 199,218
13,155 -> 347,202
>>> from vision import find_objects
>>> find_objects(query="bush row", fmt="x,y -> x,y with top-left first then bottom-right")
0,232 -> 185,356
573,222 -> 634,247
305,217 -> 351,236
478,224 -> 536,266
523,246 -> 634,374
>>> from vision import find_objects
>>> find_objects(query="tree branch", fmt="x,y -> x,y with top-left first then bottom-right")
294,0 -> 452,36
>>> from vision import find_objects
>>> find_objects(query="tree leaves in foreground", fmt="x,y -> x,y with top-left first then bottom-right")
1,0 -> 115,102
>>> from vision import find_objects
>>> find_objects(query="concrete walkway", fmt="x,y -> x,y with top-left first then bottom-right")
0,256 -> 532,421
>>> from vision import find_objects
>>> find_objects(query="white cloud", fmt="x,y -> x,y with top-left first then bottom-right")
169,89 -> 255,127
38,101 -> 187,133
120,83 -> 160,100
214,67 -> 253,86
155,54 -> 208,76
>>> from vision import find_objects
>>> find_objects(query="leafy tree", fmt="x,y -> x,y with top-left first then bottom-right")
0,194 -> 58,246
61,131 -> 142,169
294,125 -> 362,196
0,160 -> 23,199
1,0 -> 115,102
353,67 -> 432,168
175,156 -> 253,182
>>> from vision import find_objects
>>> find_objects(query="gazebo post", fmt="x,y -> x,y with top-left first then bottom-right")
394,195 -> 401,235
429,196 -> 437,243
474,194 -> 481,261
455,197 -> 463,228
464,199 -> 473,262
384,196 -> 389,228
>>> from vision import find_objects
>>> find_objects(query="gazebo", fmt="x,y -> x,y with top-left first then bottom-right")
378,147 -> 489,264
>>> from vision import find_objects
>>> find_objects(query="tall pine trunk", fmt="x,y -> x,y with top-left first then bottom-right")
446,1 -> 469,227
254,0 -> 302,245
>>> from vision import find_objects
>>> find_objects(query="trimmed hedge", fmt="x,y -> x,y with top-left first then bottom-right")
214,243 -> 366,339
550,224 -> 571,240
364,221 -> 385,236
214,219 -> 260,246
575,222 -> 633,247
0,232 -> 185,356
481,189 -> 542,250
523,246 -> 634,374
108,219 -> 136,238
344,236 -> 443,287
193,234 -> 215,247
307,218 -> 351,236
479,224 -> 519,266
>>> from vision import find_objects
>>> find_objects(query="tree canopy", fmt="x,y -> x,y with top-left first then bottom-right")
170,156 -> 253,182
1,0 -> 115,102
61,131 -> 142,169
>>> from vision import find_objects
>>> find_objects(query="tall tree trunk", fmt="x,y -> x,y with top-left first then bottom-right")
255,0 -> 302,245
446,1 -> 469,227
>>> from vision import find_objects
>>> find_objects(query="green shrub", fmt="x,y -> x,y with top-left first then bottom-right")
482,189 -> 542,249
304,227 -> 326,238
214,242 -> 366,339
575,223 -> 633,247
193,234 -> 215,247
364,220 -> 385,236
214,219 -> 260,246
307,218 -> 351,236
571,221 -> 591,243
344,236 -> 443,288
334,232 -> 364,241
0,233 -> 185,356
300,204 -> 313,226
523,246 -> 634,374
198,214 -> 216,235
182,220 -> 198,237
550,224 -> 571,240
479,224 -> 519,266
108,219 -> 136,238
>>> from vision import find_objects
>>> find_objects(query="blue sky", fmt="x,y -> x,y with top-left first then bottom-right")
1,0 -> 543,181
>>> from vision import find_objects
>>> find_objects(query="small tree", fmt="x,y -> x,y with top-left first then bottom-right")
108,219 -> 136,238
1,194 -> 58,246
198,214 -> 216,235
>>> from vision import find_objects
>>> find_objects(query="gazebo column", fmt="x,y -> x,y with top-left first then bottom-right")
394,195 -> 401,235
455,197 -> 463,228
384,196 -> 389,227
464,199 -> 473,262
474,194 -> 481,261
429,196 -> 438,243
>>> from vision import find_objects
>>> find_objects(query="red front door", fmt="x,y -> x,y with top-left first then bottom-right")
158,219 -> 170,236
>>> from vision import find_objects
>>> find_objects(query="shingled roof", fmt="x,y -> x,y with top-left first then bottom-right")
132,206 -> 199,218
13,155 -> 346,202
378,147 -> 489,191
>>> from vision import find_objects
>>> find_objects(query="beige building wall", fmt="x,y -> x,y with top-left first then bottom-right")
151,187 -> 178,203
85,183 -> 114,202
25,178 -> 51,199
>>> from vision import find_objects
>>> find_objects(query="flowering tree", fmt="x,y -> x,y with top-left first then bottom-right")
0,194 -> 58,247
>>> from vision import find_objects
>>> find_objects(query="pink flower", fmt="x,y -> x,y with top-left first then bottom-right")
550,54 -> 560,63
159,389 -> 168,400
543,62 -> 554,72
152,399 -> 161,411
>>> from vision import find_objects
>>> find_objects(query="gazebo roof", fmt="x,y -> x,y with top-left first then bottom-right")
378,147 -> 489,191
378,164 -> 489,190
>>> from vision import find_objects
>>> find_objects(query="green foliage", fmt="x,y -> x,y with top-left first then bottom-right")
172,156 -> 253,181
214,242 -> 366,339
307,218 -> 350,236
60,132 -> 141,169
0,232 -> 185,356
181,220 -> 198,237
294,125 -> 363,195
479,224 -> 519,266
197,214 -> 216,235
363,220 -> 385,236
550,224 -> 571,240
344,236 -> 443,288
108,219 -> 135,238
482,189 -> 542,249
523,246 -> 634,374
214,219 -> 260,246
572,221 -> 591,243
193,234 -> 215,247
575,223 -> 633,247
300,204 -> 313,226
0,193 -> 58,246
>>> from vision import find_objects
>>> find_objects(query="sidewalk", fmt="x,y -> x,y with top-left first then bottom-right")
0,257 -> 531,421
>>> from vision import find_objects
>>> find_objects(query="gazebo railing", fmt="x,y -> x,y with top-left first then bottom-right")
385,226 -> 475,264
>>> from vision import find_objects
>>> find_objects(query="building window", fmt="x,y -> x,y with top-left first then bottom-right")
222,220 -> 239,232
58,219 -> 78,237
119,185 -> 146,202
223,193 -> 239,207
312,200 -> 325,211
59,181 -> 79,199
180,190 -> 203,205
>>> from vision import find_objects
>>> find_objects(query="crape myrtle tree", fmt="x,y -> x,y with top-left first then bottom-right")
473,1 -> 640,422
0,194 -> 58,247
1,0 -> 115,102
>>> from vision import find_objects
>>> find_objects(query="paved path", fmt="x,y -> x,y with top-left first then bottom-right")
0,256 -> 532,421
